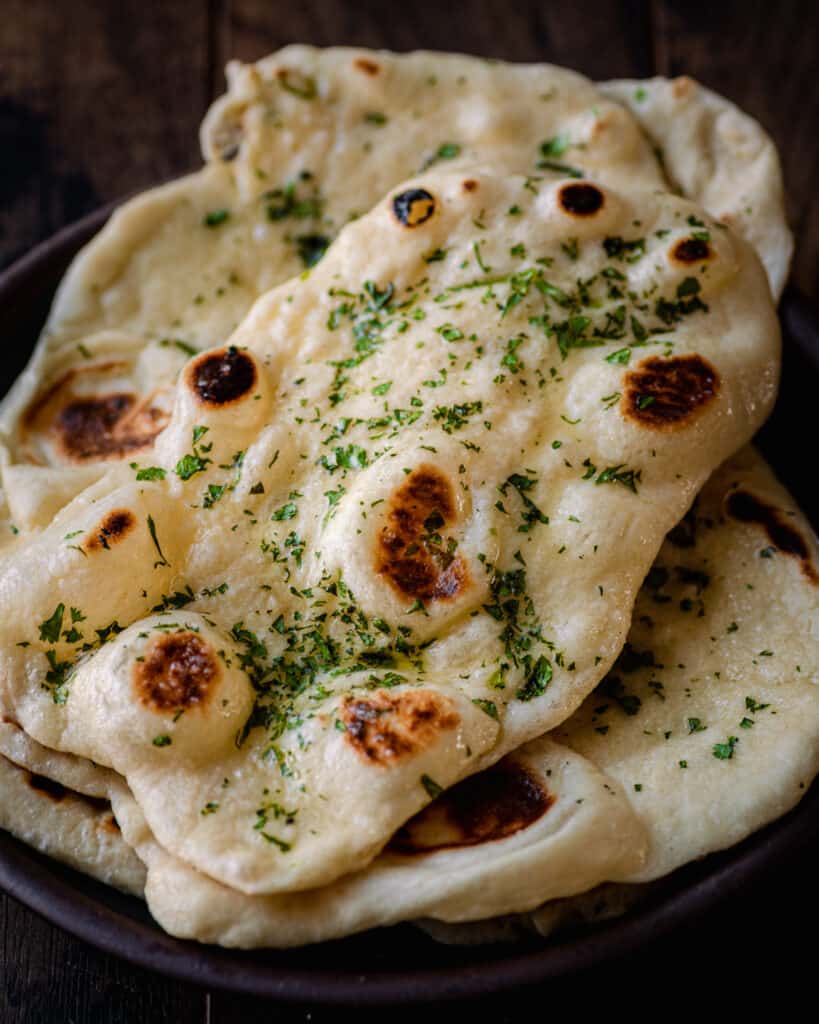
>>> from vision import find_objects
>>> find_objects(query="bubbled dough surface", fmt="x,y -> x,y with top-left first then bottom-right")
0,170 -> 779,895
110,737 -> 647,948
0,47 -> 666,523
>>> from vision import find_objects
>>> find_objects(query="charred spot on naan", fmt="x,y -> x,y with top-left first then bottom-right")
462,179 -> 479,193
376,465 -> 469,602
187,346 -> 257,406
26,771 -> 69,802
622,354 -> 719,428
134,632 -> 220,713
83,509 -> 136,552
389,758 -> 553,854
56,392 -> 170,461
23,362 -> 170,462
558,183 -> 605,217
671,237 -> 714,264
725,489 -> 818,584
353,57 -> 381,75
99,812 -> 121,834
340,689 -> 459,765
275,67 -> 317,99
671,75 -> 696,100
392,188 -> 436,227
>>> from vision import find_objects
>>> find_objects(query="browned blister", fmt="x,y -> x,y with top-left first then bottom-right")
391,758 -> 553,854
133,632 -> 220,712
340,689 -> 460,766
622,354 -> 719,428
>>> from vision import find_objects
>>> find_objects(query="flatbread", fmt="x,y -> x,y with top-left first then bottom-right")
110,736 -> 645,948
0,47 -> 668,537
1,61 -> 790,544
0,711 -> 646,946
600,76 -> 793,301
0,752 -> 145,897
424,446 -> 819,940
0,167 -> 778,898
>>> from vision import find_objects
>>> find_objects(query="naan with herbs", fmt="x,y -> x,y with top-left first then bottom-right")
0,167 -> 779,898
600,76 -> 792,301
0,47 -> 669,537
418,446 -> 819,943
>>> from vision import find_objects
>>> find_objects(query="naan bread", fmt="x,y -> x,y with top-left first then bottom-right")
2,58 -> 790,543
0,168 -> 778,898
1,709 -> 646,946
109,737 -> 646,948
0,752 -> 145,897
424,446 -> 819,940
599,76 -> 793,301
0,47 -> 668,536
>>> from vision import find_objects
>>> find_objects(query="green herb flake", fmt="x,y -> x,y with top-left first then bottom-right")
517,655 -> 552,701
147,515 -> 170,568
472,698 -> 499,720
38,604 -> 65,644
421,774 -> 444,799
272,502 -> 298,521
713,736 -> 739,760
203,209 -> 230,228
132,465 -> 166,481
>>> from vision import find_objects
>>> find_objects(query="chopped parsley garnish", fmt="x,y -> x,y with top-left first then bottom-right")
498,473 -> 549,531
421,774 -> 444,799
581,459 -> 642,493
603,236 -> 646,263
296,233 -> 330,268
421,142 -> 461,170
175,426 -> 212,481
713,736 -> 739,760
272,502 -> 298,521
472,698 -> 499,720
39,604 -> 65,644
433,401 -> 483,434
131,464 -> 166,481
265,174 -> 323,221
203,209 -> 230,228
516,655 -> 553,701
147,515 -> 170,568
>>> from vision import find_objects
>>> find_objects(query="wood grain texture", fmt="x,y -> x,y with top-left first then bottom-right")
0,894 -> 206,1024
1,1 -> 819,1019
226,0 -> 652,76
653,0 -> 819,299
0,0 -> 209,268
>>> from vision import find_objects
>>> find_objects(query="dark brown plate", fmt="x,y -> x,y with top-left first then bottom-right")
1,208 -> 818,1004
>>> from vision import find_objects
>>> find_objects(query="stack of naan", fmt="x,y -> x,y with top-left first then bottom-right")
0,48 -> 815,951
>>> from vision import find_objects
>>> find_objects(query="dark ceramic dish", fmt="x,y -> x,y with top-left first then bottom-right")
1,208 -> 818,1004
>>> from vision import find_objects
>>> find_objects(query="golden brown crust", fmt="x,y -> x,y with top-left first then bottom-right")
186,346 -> 257,406
390,758 -> 553,854
622,354 -> 719,429
340,689 -> 459,766
724,489 -> 819,584
376,465 -> 469,602
353,57 -> 380,75
84,509 -> 137,552
133,632 -> 220,712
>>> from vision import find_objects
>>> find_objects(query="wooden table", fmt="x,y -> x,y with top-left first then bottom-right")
2,1 -> 818,1019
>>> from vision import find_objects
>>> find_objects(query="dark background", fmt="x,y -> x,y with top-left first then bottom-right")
2,1 -> 819,1019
